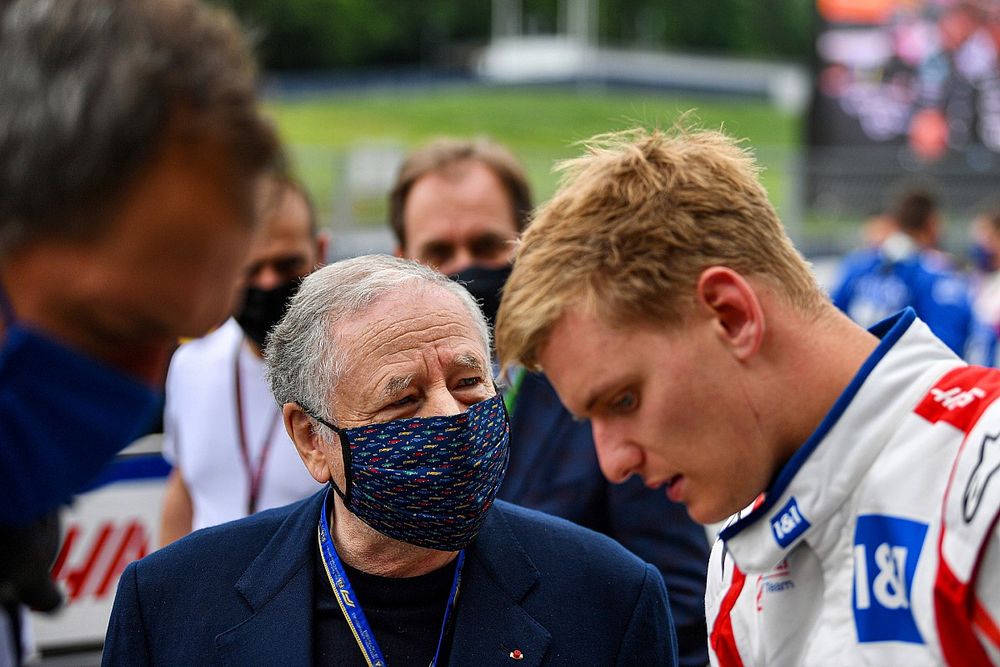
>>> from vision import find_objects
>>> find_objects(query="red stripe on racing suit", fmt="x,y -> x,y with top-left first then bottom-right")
915,366 -> 1000,665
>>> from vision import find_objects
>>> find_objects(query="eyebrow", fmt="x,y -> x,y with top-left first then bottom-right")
380,375 -> 413,402
582,379 -> 619,416
453,353 -> 487,374
377,354 -> 487,404
419,240 -> 453,256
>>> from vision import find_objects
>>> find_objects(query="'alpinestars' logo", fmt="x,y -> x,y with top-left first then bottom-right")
963,432 -> 1000,523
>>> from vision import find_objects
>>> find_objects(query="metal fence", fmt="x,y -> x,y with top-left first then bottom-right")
290,141 -> 995,262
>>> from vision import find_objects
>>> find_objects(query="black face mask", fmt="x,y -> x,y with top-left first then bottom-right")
234,279 -> 300,350
448,264 -> 513,334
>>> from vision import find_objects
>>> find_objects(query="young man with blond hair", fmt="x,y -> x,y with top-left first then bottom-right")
496,127 -> 1000,665
390,137 -> 711,666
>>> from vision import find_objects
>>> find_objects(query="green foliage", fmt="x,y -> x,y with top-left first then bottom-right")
211,0 -> 813,70
599,0 -> 813,59
213,0 -> 491,69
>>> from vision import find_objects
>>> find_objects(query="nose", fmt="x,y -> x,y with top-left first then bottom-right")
253,264 -> 283,291
590,419 -> 643,484
445,248 -> 475,277
421,384 -> 464,418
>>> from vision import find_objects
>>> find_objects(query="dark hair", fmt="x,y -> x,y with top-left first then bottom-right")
981,208 -> 1000,235
0,0 -> 280,251
388,137 -> 533,248
263,174 -> 319,236
894,190 -> 938,234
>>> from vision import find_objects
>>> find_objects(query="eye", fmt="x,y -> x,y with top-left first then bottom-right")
273,256 -> 307,278
609,390 -> 638,414
456,376 -> 484,389
244,261 -> 264,282
470,234 -> 509,259
421,243 -> 454,267
388,394 -> 417,408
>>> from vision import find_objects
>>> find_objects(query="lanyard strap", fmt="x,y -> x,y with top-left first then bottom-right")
502,367 -> 527,416
234,340 -> 282,515
317,488 -> 465,667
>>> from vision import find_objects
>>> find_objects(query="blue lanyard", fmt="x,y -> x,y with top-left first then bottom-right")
317,488 -> 465,667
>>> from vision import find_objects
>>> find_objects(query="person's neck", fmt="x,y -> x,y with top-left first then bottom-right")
243,336 -> 264,359
767,304 -> 880,465
329,496 -> 458,578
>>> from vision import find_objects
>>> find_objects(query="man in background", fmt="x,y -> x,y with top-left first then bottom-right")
832,189 -> 978,356
159,175 -> 325,546
971,208 -> 1000,327
0,0 -> 279,657
390,137 -> 710,666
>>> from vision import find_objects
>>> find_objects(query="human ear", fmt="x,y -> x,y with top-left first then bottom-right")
696,267 -> 765,361
283,403 -> 333,484
313,233 -> 329,267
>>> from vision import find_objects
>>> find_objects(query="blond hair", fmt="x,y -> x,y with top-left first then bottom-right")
495,126 -> 823,370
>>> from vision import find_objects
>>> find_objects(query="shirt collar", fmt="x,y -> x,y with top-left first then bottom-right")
719,309 -> 962,573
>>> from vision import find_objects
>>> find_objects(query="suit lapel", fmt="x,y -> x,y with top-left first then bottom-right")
450,505 -> 551,666
211,495 -> 553,664
503,372 -> 564,501
215,491 -> 325,666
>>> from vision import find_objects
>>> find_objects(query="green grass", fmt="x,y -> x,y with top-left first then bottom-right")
268,86 -> 800,151
265,85 -> 802,229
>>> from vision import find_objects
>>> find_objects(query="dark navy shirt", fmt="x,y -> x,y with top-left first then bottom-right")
313,547 -> 458,666
501,371 -> 710,667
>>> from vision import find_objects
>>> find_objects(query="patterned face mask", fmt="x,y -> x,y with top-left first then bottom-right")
303,393 -> 510,551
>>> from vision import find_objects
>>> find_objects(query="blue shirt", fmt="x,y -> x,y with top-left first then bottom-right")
831,241 -> 991,360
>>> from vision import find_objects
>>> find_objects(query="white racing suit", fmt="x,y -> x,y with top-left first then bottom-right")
706,310 -> 1000,666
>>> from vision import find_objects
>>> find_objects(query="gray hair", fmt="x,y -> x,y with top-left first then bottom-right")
265,255 -> 492,423
0,0 -> 280,252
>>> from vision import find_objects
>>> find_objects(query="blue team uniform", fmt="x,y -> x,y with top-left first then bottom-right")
831,238 -> 995,362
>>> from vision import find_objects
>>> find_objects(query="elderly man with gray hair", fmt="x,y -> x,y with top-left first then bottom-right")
104,255 -> 677,666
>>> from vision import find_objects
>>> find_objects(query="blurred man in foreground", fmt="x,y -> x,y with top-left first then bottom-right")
496,127 -> 1000,664
0,0 -> 278,657
159,175 -> 325,546
391,137 -> 710,666
104,256 -> 677,666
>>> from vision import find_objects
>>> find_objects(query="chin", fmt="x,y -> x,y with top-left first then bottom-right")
687,502 -> 737,526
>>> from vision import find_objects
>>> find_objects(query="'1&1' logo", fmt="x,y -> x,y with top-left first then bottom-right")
770,497 -> 810,548
852,514 -> 927,645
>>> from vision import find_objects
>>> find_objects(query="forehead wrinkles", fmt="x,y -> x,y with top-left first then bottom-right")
338,308 -> 483,379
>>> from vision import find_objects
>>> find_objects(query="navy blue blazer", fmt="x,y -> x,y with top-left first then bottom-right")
500,372 -> 709,667
103,491 -> 677,666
